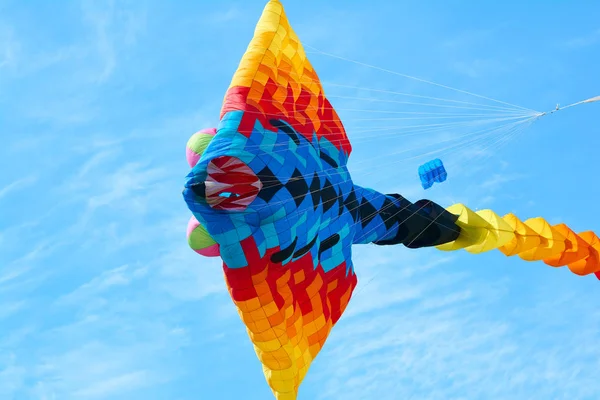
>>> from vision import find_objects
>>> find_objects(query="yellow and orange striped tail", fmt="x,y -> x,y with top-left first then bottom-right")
437,204 -> 600,278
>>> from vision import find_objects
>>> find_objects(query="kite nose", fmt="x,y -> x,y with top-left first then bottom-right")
203,156 -> 263,211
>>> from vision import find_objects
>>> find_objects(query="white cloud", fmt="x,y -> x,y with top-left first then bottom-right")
79,0 -> 146,82
452,58 -> 511,79
57,264 -> 147,306
0,301 -> 26,320
86,162 -> 168,210
206,6 -> 244,24
0,357 -> 25,399
480,172 -> 525,190
33,341 -> 172,399
0,239 -> 60,288
71,370 -> 151,399
81,0 -> 117,82
442,28 -> 498,50
153,241 -> 229,302
565,29 -> 600,48
0,24 -> 18,70
0,176 -> 37,201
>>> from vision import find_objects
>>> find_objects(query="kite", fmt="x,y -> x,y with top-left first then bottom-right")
418,158 -> 447,189
181,1 -> 600,398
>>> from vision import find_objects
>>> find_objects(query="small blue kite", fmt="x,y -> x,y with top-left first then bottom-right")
418,158 -> 447,189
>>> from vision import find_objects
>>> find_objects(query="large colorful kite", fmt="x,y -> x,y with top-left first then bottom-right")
182,1 -> 600,398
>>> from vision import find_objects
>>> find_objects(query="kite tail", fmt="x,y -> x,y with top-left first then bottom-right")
351,185 -> 461,248
436,204 -> 600,279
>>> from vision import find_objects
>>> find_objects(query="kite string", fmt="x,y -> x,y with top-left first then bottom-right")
209,75 -> 538,158
304,45 -> 597,120
320,82 -> 531,113
214,92 -> 534,157
303,44 -> 540,113
227,114 -> 532,160
421,116 -> 537,207
255,75 -> 534,113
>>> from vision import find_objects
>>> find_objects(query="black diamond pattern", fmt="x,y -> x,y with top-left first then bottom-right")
269,119 -> 300,145
256,166 -> 284,202
358,197 -> 377,229
343,187 -> 359,222
320,179 -> 338,212
319,150 -> 338,168
285,168 -> 309,207
380,196 -> 400,231
310,172 -> 321,211
337,190 -> 345,217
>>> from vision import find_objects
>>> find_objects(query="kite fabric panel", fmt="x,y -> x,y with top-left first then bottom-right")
418,158 -> 447,189
180,1 -> 600,399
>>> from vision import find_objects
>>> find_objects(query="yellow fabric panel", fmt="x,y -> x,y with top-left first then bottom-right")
436,205 -> 515,253
517,218 -> 566,262
464,209 -> 515,254
436,204 -> 489,251
498,213 -> 541,256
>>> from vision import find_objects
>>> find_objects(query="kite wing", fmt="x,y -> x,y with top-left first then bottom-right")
220,0 -> 352,161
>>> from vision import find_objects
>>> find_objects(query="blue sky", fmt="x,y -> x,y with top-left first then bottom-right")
1,1 -> 600,399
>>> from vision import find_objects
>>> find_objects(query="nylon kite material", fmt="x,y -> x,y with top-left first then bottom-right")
418,158 -> 447,189
180,1 -> 600,398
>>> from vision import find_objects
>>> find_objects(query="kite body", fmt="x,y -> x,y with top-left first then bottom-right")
181,1 -> 600,398
181,1 -> 459,397
418,158 -> 447,189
